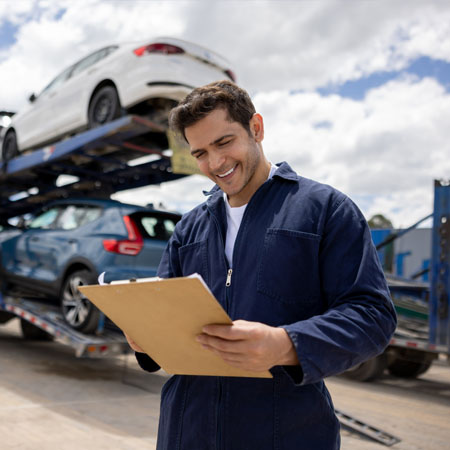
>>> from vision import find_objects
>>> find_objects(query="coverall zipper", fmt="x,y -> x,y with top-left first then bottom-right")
226,268 -> 233,286
207,204 -> 230,450
207,205 -> 232,310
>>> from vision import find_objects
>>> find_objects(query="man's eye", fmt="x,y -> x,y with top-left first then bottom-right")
219,140 -> 231,147
194,152 -> 205,159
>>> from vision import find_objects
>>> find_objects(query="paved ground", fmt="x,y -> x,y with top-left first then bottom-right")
1,318 -> 449,449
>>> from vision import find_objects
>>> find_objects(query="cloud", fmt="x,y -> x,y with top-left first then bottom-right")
251,75 -> 450,226
1,0 -> 449,229
2,1 -> 450,110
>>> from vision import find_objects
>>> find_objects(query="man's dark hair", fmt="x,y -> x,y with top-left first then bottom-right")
169,80 -> 256,141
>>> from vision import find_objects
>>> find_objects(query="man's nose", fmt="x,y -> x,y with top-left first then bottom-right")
209,152 -> 226,172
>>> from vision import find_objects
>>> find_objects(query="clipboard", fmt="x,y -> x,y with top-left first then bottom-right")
79,274 -> 272,378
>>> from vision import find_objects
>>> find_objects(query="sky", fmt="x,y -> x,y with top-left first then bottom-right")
1,0 -> 450,227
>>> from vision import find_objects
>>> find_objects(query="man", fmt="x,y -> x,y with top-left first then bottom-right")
127,80 -> 397,449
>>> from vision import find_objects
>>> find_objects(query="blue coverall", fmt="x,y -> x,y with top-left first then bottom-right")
136,162 -> 397,449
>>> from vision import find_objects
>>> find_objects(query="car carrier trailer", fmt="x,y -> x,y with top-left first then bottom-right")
0,113 -> 188,355
0,114 -> 186,220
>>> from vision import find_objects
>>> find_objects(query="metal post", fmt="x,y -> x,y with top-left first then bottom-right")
430,180 -> 450,351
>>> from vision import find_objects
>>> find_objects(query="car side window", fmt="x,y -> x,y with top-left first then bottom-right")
28,208 -> 60,229
54,205 -> 79,230
52,205 -> 101,230
40,66 -> 74,96
78,206 -> 102,226
105,45 -> 119,56
70,46 -> 117,78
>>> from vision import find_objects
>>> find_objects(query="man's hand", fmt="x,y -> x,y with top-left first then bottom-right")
196,320 -> 299,372
124,332 -> 145,353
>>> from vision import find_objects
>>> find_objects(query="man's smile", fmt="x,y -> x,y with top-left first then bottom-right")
217,164 -> 237,178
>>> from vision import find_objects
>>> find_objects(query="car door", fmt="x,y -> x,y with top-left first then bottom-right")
10,206 -> 61,280
12,204 -> 87,285
15,66 -> 74,150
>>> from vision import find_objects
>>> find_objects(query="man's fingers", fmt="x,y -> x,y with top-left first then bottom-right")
199,342 -> 256,364
202,320 -> 259,340
197,334 -> 246,353
202,324 -> 242,340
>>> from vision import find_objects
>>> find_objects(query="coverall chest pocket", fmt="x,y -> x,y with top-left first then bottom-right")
178,240 -> 209,284
257,228 -> 321,304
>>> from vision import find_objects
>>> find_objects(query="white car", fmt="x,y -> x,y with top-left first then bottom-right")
2,37 -> 235,162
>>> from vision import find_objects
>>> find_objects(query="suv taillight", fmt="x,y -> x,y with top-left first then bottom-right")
103,215 -> 143,256
133,43 -> 185,57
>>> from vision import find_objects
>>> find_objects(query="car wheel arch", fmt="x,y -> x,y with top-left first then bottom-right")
59,264 -> 100,333
59,259 -> 98,292
88,79 -> 123,114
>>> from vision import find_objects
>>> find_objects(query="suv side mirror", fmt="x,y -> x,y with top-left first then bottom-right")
28,93 -> 37,103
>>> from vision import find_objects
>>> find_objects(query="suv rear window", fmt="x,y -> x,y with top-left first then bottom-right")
132,212 -> 180,241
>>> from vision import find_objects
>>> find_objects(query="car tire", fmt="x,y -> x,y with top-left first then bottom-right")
60,269 -> 100,334
388,357 -> 432,378
341,353 -> 387,382
88,86 -> 121,128
1,129 -> 18,164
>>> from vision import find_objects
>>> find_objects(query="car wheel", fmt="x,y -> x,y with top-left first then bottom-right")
388,357 -> 432,378
341,353 -> 387,382
61,269 -> 100,334
88,86 -> 121,127
1,130 -> 18,163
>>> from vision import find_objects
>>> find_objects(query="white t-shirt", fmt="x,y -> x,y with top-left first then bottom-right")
224,163 -> 278,266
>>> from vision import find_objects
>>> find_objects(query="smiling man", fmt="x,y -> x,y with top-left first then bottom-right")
129,80 -> 397,449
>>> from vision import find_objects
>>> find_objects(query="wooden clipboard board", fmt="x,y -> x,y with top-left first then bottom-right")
79,274 -> 272,378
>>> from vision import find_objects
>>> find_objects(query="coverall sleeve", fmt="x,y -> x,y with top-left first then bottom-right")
133,227 -> 183,373
282,197 -> 397,385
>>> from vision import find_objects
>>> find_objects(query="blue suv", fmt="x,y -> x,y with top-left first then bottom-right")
0,198 -> 180,333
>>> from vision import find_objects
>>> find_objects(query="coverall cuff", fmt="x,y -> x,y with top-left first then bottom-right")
135,351 -> 161,373
280,325 -> 313,385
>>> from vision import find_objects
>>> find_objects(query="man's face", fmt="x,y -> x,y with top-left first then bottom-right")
185,108 -> 268,207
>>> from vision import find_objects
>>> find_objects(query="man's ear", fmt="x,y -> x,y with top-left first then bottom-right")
250,113 -> 264,142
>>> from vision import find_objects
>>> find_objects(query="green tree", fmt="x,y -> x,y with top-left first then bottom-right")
368,214 -> 393,229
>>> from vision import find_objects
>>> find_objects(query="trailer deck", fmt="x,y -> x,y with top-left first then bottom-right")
0,114 -> 186,220
0,294 -> 130,357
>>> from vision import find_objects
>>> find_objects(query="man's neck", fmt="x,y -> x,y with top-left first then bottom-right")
227,158 -> 271,207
